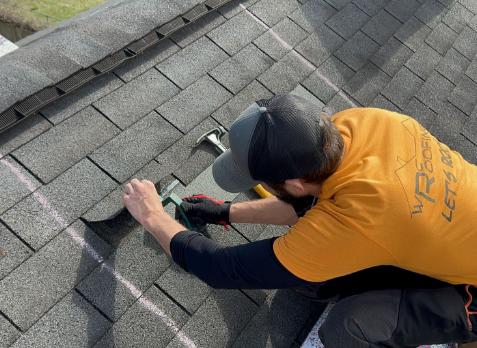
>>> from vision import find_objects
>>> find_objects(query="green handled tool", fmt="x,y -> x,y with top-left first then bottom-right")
161,193 -> 199,232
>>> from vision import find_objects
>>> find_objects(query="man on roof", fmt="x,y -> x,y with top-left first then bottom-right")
124,94 -> 477,347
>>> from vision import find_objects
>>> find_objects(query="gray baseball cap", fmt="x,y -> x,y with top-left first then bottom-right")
212,94 -> 326,193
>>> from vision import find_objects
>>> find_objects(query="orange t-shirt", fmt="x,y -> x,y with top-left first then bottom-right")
273,108 -> 477,285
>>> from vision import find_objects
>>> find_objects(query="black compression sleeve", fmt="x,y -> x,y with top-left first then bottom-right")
170,230 -> 311,289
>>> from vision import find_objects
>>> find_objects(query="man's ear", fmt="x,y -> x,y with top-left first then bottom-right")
284,179 -> 305,193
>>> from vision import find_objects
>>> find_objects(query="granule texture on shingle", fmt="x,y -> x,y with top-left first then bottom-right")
295,26 -> 345,67
403,97 -> 437,129
325,3 -> 370,40
248,0 -> 300,27
334,31 -> 380,72
393,16 -> 432,52
288,0 -> 336,33
381,67 -> 424,109
0,224 -> 32,281
361,9 -> 402,45
371,37 -> 414,77
0,315 -> 20,348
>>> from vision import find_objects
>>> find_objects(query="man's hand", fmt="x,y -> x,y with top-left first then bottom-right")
177,195 -> 231,227
123,179 -> 164,229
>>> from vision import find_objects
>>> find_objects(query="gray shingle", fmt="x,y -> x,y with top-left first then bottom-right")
453,26 -> 477,60
94,68 -> 180,130
165,290 -> 258,348
248,0 -> 300,27
403,97 -> 437,128
258,51 -> 316,94
325,90 -> 361,112
448,134 -> 477,165
12,106 -> 120,183
326,3 -> 370,40
352,0 -> 390,16
41,73 -> 124,125
463,116 -> 477,147
394,16 -> 432,52
9,292 -> 110,348
414,0 -> 447,29
171,11 -> 227,49
362,9 -> 402,45
443,2 -> 475,33
302,56 -> 355,103
436,48 -> 470,83
381,67 -> 424,109
212,80 -> 273,129
416,71 -> 456,112
0,315 -> 20,348
385,0 -> 421,22
0,60 -> 53,115
92,285 -> 189,348
157,37 -> 229,89
448,75 -> 477,115
288,0 -> 337,33
458,0 -> 477,13
89,112 -> 182,183
425,22 -> 458,56
76,225 -> 171,322
114,39 -> 180,83
209,44 -> 274,94
404,43 -> 443,80
207,11 -> 267,55
0,220 -> 112,331
217,0 -> 261,19
291,84 -> 326,106
156,118 -> 230,186
324,0 -> 353,10
0,156 -> 41,215
0,224 -> 32,281
436,0 -> 456,7
1,159 -> 117,249
157,76 -> 232,133
343,62 -> 391,106
253,17 -> 308,61
334,31 -> 380,71
428,101 -> 468,144
466,56 -> 477,82
370,94 -> 402,112
295,26 -> 345,67
371,37 -> 414,77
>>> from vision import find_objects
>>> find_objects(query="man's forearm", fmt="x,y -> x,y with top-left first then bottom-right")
229,196 -> 298,225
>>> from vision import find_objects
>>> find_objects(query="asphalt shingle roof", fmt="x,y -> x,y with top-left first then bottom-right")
1,0 -> 477,347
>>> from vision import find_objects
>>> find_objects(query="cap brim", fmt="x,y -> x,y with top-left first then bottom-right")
212,149 -> 261,193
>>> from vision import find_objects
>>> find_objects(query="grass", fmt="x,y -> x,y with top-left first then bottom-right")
0,0 -> 109,31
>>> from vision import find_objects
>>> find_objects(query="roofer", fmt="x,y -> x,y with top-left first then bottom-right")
123,94 -> 477,347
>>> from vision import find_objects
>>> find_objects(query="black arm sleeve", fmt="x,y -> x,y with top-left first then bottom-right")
170,230 -> 312,289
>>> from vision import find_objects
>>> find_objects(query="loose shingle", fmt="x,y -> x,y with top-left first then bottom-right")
158,37 -> 229,89
0,224 -> 32,281
352,0 -> 390,16
403,97 -> 437,129
258,51 -> 316,94
448,75 -> 477,115
157,76 -> 232,133
12,106 -> 120,183
343,62 -> 391,106
248,0 -> 300,27
385,0 -> 421,22
371,37 -> 413,77
414,0 -> 447,29
453,26 -> 477,60
404,43 -> 442,80
1,159 -> 117,249
0,156 -> 41,215
361,9 -> 401,45
42,73 -> 124,125
207,11 -> 267,55
209,44 -> 274,94
394,16 -> 432,52
295,26 -> 345,67
326,3 -> 370,40
381,67 -> 424,109
416,71 -> 455,113
0,220 -> 112,331
9,292 -> 110,348
425,22 -> 458,56
253,17 -> 308,61
436,48 -> 470,84
302,56 -> 355,103
334,31 -> 380,72
443,2 -> 475,33
94,68 -> 180,130
288,0 -> 337,33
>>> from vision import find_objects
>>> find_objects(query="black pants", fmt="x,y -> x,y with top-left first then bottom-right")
297,267 -> 477,347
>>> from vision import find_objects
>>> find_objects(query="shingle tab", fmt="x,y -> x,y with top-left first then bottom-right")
0,220 -> 112,331
416,71 -> 455,112
403,97 -> 437,128
0,315 -> 20,348
295,26 -> 345,67
288,0 -> 337,33
206,11 -> 267,55
371,37 -> 413,77
463,116 -> 477,147
436,48 -> 470,83
41,73 -> 124,125
385,0 -> 421,22
89,112 -> 182,183
448,75 -> 477,115
325,90 -> 361,113
258,51 -> 316,94
76,225 -> 171,322
92,285 -> 189,348
94,68 -> 180,130
458,0 -> 477,13
217,0 -> 261,19
158,37 -> 229,89
428,101 -> 467,144
1,159 -> 117,249
352,0 -> 390,16
453,26 -> 477,60
394,16 -> 432,52
0,156 -> 41,215
334,31 -> 380,71
12,106 -> 120,183
443,2 -> 474,33
361,9 -> 401,45
324,0 -> 353,10
404,43 -> 443,80
370,94 -> 402,112
248,0 -> 300,27
9,292 -> 110,348
425,22 -> 458,56
414,0 -> 447,29
253,17 -> 308,61
158,76 -> 232,133
381,67 -> 424,109
209,44 -> 274,94
0,224 -> 32,281
326,3 -> 370,40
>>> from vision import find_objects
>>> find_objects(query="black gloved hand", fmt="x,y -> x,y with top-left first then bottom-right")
175,194 -> 232,229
